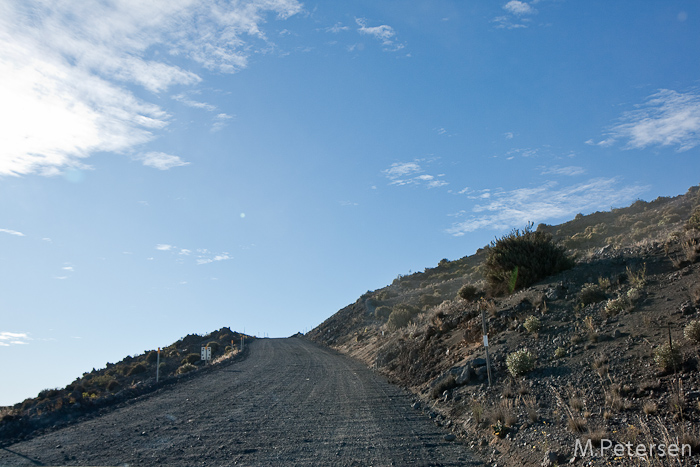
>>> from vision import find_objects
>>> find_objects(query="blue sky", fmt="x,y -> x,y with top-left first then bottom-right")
1,0 -> 699,405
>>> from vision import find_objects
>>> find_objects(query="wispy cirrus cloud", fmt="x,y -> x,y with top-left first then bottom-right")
540,166 -> 586,176
0,0 -> 302,177
355,18 -> 404,52
156,244 -> 232,266
446,178 -> 648,236
382,160 -> 448,188
172,93 -> 217,111
0,332 -> 30,346
592,89 -> 700,152
172,92 -> 233,132
0,228 -> 25,237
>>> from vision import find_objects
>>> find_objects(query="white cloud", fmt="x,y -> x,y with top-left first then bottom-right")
604,89 -> 700,152
211,113 -> 234,132
503,1 -> 536,16
0,332 -> 30,346
172,93 -> 216,111
540,166 -> 586,176
504,132 -> 514,139
383,161 -> 423,180
325,23 -> 349,33
138,152 -> 190,170
156,244 -> 174,251
428,180 -> 449,189
62,266 -> 74,271
355,18 -> 404,52
197,254 -> 232,265
492,16 -> 528,29
179,249 -> 191,255
0,0 -> 302,176
383,160 -> 449,189
0,228 -> 25,237
446,178 -> 648,236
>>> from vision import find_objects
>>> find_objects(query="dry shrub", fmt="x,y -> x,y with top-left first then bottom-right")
579,283 -> 606,306
430,375 -> 456,399
684,320 -> 700,344
458,283 -> 481,301
523,315 -> 542,333
653,343 -> 682,372
485,222 -> 574,295
506,349 -> 535,377
176,363 -> 197,375
126,363 -> 147,376
386,304 -> 418,330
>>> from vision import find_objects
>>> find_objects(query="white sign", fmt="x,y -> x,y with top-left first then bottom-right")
201,346 -> 211,361
483,335 -> 489,347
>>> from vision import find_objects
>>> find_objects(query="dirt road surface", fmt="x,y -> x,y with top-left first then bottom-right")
0,337 -> 482,466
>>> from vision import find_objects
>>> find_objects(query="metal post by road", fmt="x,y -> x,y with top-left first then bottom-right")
481,304 -> 493,387
156,347 -> 160,383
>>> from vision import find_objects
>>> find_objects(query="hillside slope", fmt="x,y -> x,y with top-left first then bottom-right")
309,184 -> 700,466
1,327 -> 252,443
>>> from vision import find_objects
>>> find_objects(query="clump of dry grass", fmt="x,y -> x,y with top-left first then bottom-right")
569,395 -> 584,412
471,401 -> 484,425
517,382 -> 530,396
567,416 -> 587,433
489,399 -> 518,428
522,395 -> 539,422
585,425 -> 609,447
626,263 -> 647,288
691,284 -> 700,306
583,315 -> 598,342
642,401 -> 657,415
591,354 -> 609,379
605,387 -> 631,413
501,382 -> 514,399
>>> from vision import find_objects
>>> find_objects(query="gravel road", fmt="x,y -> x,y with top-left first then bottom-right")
0,337 -> 482,466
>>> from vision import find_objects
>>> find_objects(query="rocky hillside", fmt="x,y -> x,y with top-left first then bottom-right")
0,327 -> 253,443
309,184 -> 700,466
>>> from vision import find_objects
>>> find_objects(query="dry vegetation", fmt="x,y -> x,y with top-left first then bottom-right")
309,184 -> 700,466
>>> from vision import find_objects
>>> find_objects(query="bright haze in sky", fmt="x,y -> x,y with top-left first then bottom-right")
1,1 -> 699,405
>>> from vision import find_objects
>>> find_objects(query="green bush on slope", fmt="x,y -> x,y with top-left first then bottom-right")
485,222 -> 574,295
